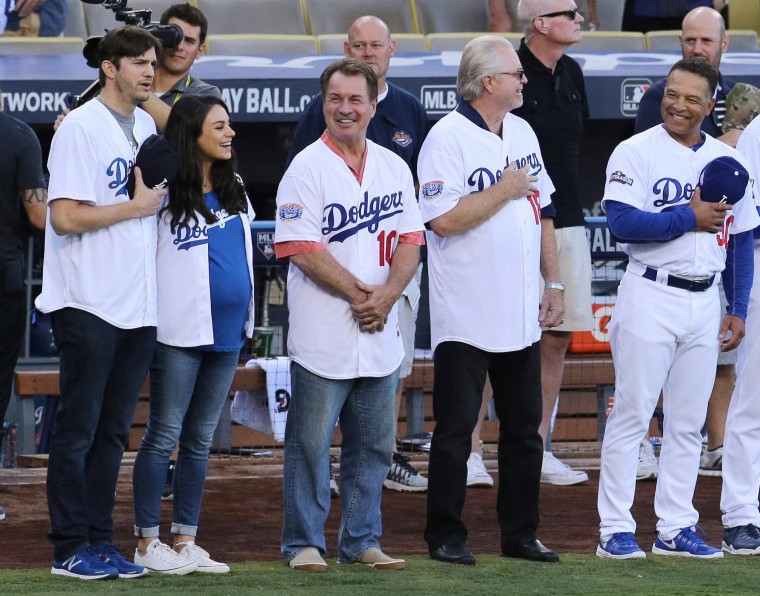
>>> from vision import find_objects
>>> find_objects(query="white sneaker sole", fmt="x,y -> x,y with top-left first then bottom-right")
467,477 -> 494,488
194,563 -> 231,573
383,479 -> 427,493
540,472 -> 588,486
722,542 -> 760,555
50,567 -> 117,580
595,545 -> 646,559
652,545 -> 723,558
136,560 -> 198,575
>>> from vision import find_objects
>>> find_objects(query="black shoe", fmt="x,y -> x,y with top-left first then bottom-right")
502,538 -> 559,563
429,543 -> 476,565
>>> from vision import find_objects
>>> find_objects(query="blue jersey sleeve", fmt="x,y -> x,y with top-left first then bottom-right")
721,230 -> 754,320
605,200 -> 696,243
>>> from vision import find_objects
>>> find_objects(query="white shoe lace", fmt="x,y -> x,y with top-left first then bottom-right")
148,540 -> 184,566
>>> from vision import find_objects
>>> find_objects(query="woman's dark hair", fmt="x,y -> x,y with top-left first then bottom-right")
162,95 -> 247,227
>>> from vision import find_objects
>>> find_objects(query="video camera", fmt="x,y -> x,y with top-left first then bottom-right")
67,0 -> 184,109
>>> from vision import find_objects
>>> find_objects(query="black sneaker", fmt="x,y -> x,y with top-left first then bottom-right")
383,453 -> 427,493
723,524 -> 760,555
161,460 -> 175,501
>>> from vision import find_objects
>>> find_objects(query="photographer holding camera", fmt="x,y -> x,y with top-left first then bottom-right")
139,2 -> 221,131
56,3 -> 221,132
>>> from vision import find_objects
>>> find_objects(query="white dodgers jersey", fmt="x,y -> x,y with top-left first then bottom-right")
418,108 -> 555,353
602,125 -> 760,277
275,138 -> 424,379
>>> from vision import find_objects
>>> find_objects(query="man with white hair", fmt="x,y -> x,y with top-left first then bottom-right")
419,35 -> 563,565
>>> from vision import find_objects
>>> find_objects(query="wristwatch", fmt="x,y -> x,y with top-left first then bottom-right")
544,282 -> 565,293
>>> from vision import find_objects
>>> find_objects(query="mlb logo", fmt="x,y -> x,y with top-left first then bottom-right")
620,79 -> 651,117
257,231 -> 275,260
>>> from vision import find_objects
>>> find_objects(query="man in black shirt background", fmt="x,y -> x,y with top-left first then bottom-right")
511,0 -> 592,486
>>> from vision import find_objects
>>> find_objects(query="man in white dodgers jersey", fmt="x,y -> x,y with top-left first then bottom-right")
419,35 -> 564,566
720,108 -> 760,555
596,59 -> 759,560
275,59 -> 424,572
36,27 -> 166,580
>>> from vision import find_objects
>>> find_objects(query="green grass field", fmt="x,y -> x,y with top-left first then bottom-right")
0,554 -> 756,596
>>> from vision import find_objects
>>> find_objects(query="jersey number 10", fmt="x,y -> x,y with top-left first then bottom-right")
377,230 -> 398,266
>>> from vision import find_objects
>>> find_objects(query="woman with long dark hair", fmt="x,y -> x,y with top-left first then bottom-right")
132,95 -> 255,574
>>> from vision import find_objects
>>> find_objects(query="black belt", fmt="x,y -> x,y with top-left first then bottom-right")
642,266 -> 715,293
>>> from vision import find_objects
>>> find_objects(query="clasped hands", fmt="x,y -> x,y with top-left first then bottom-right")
350,281 -> 397,333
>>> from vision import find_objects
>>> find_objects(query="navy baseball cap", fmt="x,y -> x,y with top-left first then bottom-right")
127,134 -> 179,198
697,156 -> 749,205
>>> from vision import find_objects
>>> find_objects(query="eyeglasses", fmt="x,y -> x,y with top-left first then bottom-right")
493,69 -> 525,80
537,8 -> 580,20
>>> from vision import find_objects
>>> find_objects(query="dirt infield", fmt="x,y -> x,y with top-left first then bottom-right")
0,458 -> 725,569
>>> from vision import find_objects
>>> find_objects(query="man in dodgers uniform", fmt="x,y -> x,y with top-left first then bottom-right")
288,14 -> 430,494
596,59 -> 759,559
36,26 -> 166,579
419,35 -> 564,566
275,58 -> 424,572
720,110 -> 760,555
635,6 -> 739,479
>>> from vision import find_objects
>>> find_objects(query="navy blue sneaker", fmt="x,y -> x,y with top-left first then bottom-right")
596,532 -> 646,559
51,545 -> 119,580
722,524 -> 760,555
652,527 -> 723,558
97,542 -> 148,578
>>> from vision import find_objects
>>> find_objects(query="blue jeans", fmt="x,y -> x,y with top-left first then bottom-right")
281,362 -> 398,563
133,344 -> 238,537
47,308 -> 156,561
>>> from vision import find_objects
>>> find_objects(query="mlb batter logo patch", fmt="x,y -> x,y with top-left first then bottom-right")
620,78 -> 651,117
279,203 -> 303,221
422,180 -> 444,199
393,131 -> 413,148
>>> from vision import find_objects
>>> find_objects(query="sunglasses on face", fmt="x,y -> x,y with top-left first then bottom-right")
538,8 -> 580,20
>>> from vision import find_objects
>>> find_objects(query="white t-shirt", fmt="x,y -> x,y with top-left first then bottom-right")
275,138 -> 424,379
36,99 -> 158,329
602,125 -> 760,277
418,106 -> 555,353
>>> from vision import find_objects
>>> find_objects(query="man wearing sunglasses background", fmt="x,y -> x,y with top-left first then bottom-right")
508,1 -> 595,487
488,0 -> 598,33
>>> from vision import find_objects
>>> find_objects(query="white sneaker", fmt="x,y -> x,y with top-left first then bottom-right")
134,539 -> 197,575
466,452 -> 494,487
176,541 -> 230,574
637,440 -> 658,480
699,445 -> 723,477
540,452 -> 588,485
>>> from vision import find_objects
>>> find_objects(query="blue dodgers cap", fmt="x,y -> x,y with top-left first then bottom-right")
127,134 -> 179,198
697,156 -> 749,205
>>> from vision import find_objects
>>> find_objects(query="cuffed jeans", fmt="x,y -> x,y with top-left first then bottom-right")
425,341 -> 544,552
46,308 -> 156,561
133,344 -> 239,538
281,362 -> 398,563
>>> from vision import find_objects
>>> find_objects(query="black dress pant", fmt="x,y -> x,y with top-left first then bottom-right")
424,340 -> 544,552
